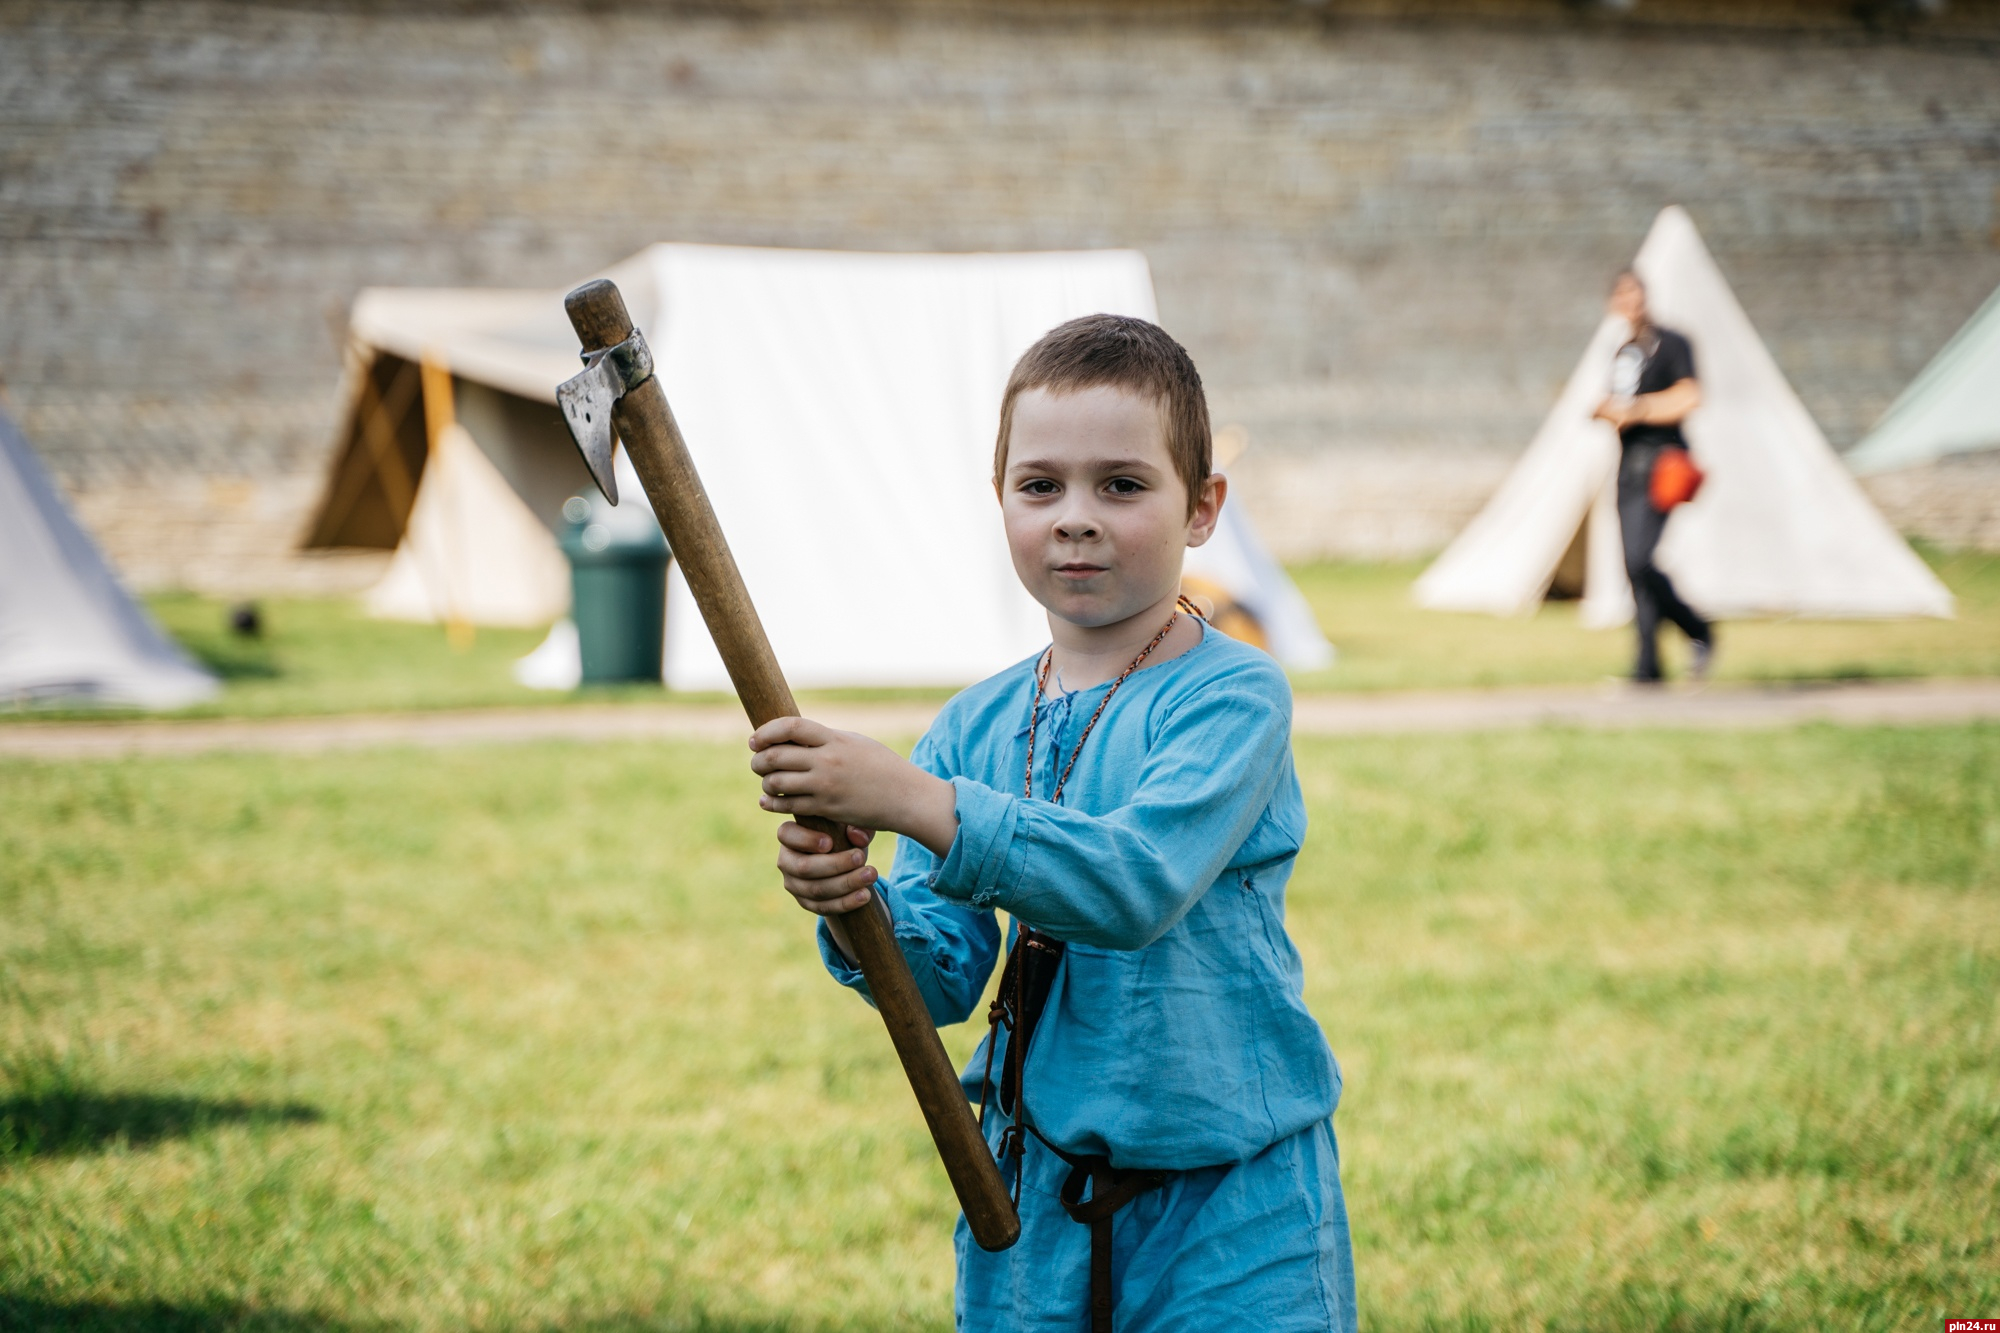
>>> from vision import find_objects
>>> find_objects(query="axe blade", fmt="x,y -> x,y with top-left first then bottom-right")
556,328 -> 654,506
555,354 -> 623,505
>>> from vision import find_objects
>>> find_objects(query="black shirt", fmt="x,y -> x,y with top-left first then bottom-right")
1610,325 -> 1696,451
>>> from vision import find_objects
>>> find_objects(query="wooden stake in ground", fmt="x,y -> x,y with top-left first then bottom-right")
557,278 -> 1021,1254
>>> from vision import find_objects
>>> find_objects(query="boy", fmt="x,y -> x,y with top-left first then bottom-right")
747,315 -> 1355,1331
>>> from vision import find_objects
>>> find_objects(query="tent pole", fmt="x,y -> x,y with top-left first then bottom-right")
314,353 -> 425,548
419,354 -> 474,650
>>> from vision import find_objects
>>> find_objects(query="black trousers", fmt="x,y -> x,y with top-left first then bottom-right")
1617,446 -> 1711,682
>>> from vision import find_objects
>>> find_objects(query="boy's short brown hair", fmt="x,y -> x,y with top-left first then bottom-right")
994,314 -> 1212,516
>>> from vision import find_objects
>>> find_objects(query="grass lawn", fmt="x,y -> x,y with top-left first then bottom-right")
133,596 -> 662,719
45,596 -> 940,722
5,549 -> 1996,722
2,727 -> 1995,1329
1288,546 -> 2000,692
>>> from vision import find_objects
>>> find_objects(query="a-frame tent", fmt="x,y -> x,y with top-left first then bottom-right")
305,288 -> 585,630
306,244 -> 1333,688
355,358 -> 573,631
0,407 -> 218,709
1415,206 -> 1953,625
1845,281 -> 2000,476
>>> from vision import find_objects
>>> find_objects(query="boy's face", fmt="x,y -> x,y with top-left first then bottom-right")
998,385 -> 1222,631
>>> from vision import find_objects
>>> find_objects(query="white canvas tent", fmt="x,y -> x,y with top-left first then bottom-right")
308,292 -> 595,628
1185,491 -> 1333,670
308,244 -> 1332,687
1845,282 -> 2000,476
0,407 -> 218,709
1415,206 -> 1952,624
364,419 -> 572,629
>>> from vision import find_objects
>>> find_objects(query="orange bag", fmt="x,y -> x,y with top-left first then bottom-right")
1651,446 -> 1706,512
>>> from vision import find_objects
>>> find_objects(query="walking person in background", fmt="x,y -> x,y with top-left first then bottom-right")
1593,270 -> 1715,684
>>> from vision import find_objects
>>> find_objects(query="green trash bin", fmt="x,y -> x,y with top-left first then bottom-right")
559,491 -> 670,685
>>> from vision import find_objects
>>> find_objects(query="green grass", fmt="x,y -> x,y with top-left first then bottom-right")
1288,546 -> 2000,691
8,548 -> 1998,722
2,727 -> 1995,1329
134,595 -> 656,719
0,595 -> 952,722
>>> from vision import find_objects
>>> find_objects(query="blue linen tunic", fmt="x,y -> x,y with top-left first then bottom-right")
818,624 -> 1356,1332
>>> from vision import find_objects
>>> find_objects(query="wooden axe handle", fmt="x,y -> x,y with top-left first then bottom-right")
564,279 -> 1021,1254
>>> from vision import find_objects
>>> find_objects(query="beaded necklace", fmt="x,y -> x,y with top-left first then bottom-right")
984,592 -> 1206,1206
1023,595 -> 1201,804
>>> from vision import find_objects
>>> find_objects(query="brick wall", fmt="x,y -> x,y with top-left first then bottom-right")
3,0 -> 1998,587
1862,453 -> 2000,554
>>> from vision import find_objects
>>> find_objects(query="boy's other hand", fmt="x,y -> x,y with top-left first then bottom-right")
774,820 -> 878,917
747,716 -> 959,858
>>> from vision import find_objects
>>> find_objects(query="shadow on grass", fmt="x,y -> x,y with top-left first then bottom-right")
0,1091 -> 321,1161
1735,664 -> 1924,687
186,648 -> 283,681
0,1300 -> 368,1332
0,1301 -> 891,1332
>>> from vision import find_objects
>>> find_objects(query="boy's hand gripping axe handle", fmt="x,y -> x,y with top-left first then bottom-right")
557,279 -> 1022,1254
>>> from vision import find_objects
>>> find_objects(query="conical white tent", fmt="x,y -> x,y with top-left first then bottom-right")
1415,206 -> 1953,624
1846,282 -> 2000,475
0,408 -> 218,709
1184,493 -> 1334,670
309,244 -> 1333,686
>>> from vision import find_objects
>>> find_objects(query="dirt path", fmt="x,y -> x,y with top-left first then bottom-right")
1287,677 -> 2000,735
0,702 -> 935,760
5,679 -> 1999,760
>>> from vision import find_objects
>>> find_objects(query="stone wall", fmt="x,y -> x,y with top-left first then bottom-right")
3,0 -> 1998,588
1862,452 -> 2000,554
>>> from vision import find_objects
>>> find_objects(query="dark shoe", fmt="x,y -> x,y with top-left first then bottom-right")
1691,635 -> 1716,684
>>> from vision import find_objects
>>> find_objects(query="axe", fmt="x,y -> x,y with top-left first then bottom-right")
557,279 -> 1022,1253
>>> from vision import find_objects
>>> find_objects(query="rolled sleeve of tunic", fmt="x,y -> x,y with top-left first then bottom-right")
931,685 -> 1290,950
817,627 -> 1338,1169
815,730 -> 1002,1029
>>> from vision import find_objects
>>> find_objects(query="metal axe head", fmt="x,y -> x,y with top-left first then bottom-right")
555,321 -> 654,507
